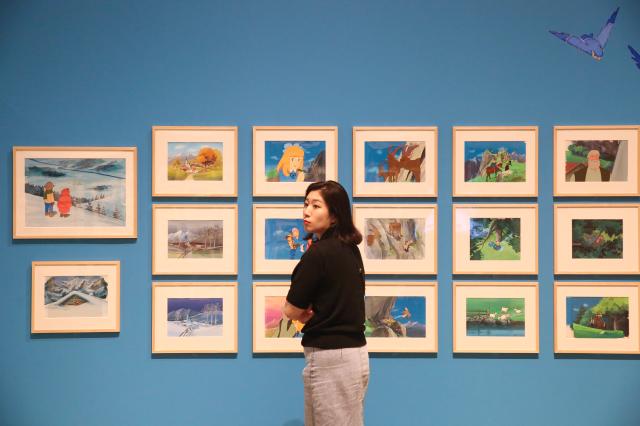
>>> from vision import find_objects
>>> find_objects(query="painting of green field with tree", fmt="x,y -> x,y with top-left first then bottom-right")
469,218 -> 521,260
466,298 -> 525,336
571,219 -> 623,259
566,297 -> 629,338
168,142 -> 223,181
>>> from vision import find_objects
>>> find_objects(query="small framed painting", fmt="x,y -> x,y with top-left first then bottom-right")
554,282 -> 640,354
253,282 -> 304,353
152,282 -> 237,354
152,204 -> 237,275
31,261 -> 120,334
253,204 -> 311,275
453,281 -> 539,353
353,204 -> 437,275
152,126 -> 238,197
253,126 -> 338,196
554,125 -> 640,196
352,126 -> 438,197
452,126 -> 538,197
365,282 -> 438,353
452,204 -> 538,275
14,147 -> 137,239
554,204 -> 640,275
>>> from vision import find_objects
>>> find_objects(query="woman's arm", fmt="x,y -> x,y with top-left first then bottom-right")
283,301 -> 314,323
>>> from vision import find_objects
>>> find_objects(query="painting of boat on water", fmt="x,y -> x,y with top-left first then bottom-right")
44,275 -> 109,318
167,298 -> 223,337
566,297 -> 629,339
24,157 -> 126,227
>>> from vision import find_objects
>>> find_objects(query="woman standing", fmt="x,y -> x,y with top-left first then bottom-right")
283,180 -> 369,426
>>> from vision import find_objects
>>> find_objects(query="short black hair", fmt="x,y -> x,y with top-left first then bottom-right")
305,180 -> 362,245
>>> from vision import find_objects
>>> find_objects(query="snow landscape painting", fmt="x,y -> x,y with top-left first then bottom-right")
167,220 -> 223,259
167,298 -> 223,337
24,157 -> 126,227
44,275 -> 108,318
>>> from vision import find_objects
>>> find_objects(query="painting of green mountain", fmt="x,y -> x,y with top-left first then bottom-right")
571,219 -> 623,259
469,218 -> 521,261
566,297 -> 629,338
466,298 -> 525,336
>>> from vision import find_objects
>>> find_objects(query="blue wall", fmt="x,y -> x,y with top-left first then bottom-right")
2,1 -> 640,425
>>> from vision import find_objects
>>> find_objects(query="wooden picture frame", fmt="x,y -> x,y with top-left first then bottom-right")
452,126 -> 538,197
253,203 -> 308,275
152,126 -> 238,197
554,204 -> 640,275
453,281 -> 539,353
554,125 -> 640,197
253,126 -> 338,196
31,261 -> 120,334
554,281 -> 640,354
152,282 -> 238,354
353,204 -> 437,275
14,147 -> 137,239
352,126 -> 438,197
253,282 -> 303,353
365,281 -> 438,353
452,204 -> 538,275
152,204 -> 238,275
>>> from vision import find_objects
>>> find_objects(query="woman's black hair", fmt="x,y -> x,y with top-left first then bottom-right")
305,180 -> 363,245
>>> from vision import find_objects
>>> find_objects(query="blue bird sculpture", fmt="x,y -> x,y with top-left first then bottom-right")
550,7 -> 619,61
628,45 -> 640,70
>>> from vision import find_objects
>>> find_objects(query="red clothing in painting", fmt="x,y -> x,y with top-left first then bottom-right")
57,188 -> 72,216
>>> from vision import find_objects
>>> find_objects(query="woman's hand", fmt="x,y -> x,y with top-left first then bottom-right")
283,301 -> 314,323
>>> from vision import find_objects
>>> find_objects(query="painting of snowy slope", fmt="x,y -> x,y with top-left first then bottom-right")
167,298 -> 223,337
44,275 -> 108,318
25,158 -> 126,227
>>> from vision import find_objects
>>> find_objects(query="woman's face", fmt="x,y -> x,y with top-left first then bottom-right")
303,190 -> 334,238
290,156 -> 303,172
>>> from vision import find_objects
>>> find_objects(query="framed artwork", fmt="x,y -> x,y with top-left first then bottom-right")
554,282 -> 640,354
253,282 -> 303,353
13,147 -> 137,239
253,204 -> 311,275
554,125 -> 640,196
352,126 -> 438,197
452,204 -> 538,275
453,281 -> 539,353
554,204 -> 640,275
152,204 -> 238,275
253,126 -> 338,196
152,126 -> 238,197
31,261 -> 120,333
365,282 -> 438,353
353,204 -> 437,275
152,282 -> 237,354
452,126 -> 538,197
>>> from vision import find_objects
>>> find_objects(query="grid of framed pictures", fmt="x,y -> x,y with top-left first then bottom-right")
453,281 -> 539,353
152,282 -> 238,354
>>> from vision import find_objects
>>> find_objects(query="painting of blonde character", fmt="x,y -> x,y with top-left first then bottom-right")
264,141 -> 326,183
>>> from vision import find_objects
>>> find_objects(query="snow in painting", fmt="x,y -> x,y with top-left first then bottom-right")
44,275 -> 108,318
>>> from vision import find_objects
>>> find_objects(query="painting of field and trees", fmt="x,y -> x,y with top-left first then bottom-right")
466,298 -> 525,336
571,219 -> 623,259
566,297 -> 629,338
464,141 -> 526,183
167,142 -> 223,181
364,141 -> 426,183
167,220 -> 223,259
364,296 -> 426,338
469,218 -> 521,261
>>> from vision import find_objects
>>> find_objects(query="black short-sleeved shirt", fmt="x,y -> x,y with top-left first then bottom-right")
286,226 -> 366,349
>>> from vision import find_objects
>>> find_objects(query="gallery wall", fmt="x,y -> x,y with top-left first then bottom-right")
2,0 -> 640,425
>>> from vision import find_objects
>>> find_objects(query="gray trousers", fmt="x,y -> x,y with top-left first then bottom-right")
302,345 -> 369,426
